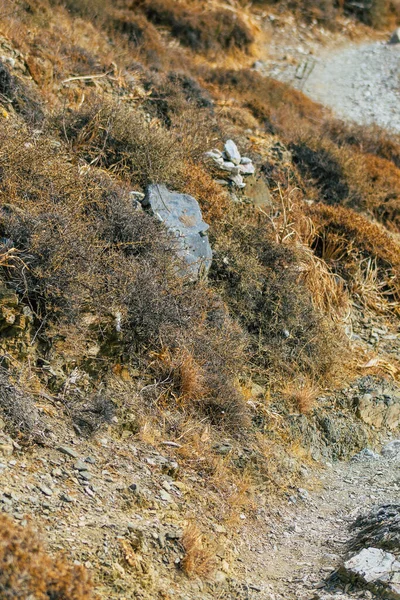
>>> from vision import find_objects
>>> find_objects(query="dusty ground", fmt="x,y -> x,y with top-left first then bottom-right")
257,12 -> 399,132
239,442 -> 400,600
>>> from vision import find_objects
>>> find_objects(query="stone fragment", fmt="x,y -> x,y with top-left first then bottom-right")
224,139 -> 241,165
57,445 -> 79,458
60,493 -> 74,503
351,505 -> 400,553
357,394 -> 400,431
229,173 -> 245,188
382,440 -> 400,459
38,484 -> 53,497
74,459 -> 88,471
220,161 -> 240,174
238,162 -> 255,175
143,184 -> 212,279
244,175 -> 272,207
0,433 -> 14,457
340,548 -> 400,599
240,157 -> 252,165
159,489 -> 172,503
351,448 -> 381,462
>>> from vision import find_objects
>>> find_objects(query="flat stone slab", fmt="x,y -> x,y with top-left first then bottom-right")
340,548 -> 400,599
143,184 -> 212,279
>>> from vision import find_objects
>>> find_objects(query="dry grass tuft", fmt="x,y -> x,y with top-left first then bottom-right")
282,379 -> 320,414
0,513 -> 94,599
0,370 -> 44,442
181,522 -> 215,578
130,0 -> 254,54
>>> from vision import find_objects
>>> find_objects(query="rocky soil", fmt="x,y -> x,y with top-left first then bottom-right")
239,441 -> 400,600
298,42 -> 400,133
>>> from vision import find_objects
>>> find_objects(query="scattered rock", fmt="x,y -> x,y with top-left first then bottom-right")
350,505 -> 400,553
339,548 -> 400,599
357,393 -> 400,431
351,449 -> 381,462
57,445 -> 79,459
382,440 -> 400,459
74,459 -> 88,471
38,484 -> 53,497
238,162 -> 255,175
143,184 -> 212,279
244,174 -> 272,207
60,493 -> 74,503
206,140 -> 256,189
0,433 -> 14,457
224,139 -> 241,165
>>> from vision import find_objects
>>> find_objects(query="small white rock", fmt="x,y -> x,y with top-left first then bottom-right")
220,161 -> 240,174
238,162 -> 255,175
240,157 -> 252,165
224,139 -> 241,165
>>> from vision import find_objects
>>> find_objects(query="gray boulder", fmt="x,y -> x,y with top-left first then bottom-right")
389,28 -> 400,44
350,505 -> 400,553
143,184 -> 212,279
340,548 -> 400,599
351,448 -> 380,462
382,440 -> 400,459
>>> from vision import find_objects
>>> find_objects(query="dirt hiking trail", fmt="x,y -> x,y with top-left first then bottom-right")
295,41 -> 400,132
242,446 -> 400,599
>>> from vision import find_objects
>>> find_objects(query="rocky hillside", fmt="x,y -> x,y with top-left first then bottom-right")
0,0 -> 399,598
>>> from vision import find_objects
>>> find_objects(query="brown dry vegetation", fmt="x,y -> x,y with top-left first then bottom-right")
181,522 -> 215,578
0,514 -> 93,599
0,0 -> 400,592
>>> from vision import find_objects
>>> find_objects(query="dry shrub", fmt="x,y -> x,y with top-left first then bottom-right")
345,0 -> 400,27
181,522 -> 215,578
282,379 -> 320,414
0,370 -> 44,441
110,10 -> 164,65
0,513 -> 94,599
210,206 -> 343,382
290,137 -> 352,205
0,121 -> 249,433
324,120 -> 400,169
0,60 -> 44,125
203,68 -> 324,133
348,153 -> 400,231
131,0 -> 254,54
307,203 -> 400,312
289,134 -> 400,232
55,97 -> 213,188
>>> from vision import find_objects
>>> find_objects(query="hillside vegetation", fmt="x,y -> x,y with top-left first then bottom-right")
0,0 -> 399,597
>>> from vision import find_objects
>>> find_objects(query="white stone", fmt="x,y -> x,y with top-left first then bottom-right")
224,139 -> 241,165
238,162 -> 255,175
220,161 -> 240,174
342,548 -> 400,598
229,173 -> 246,188
240,157 -> 252,164
381,439 -> 400,459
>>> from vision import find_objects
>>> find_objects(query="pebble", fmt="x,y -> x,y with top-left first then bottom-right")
224,139 -> 241,165
38,484 -> 53,497
74,459 -> 88,471
57,446 -> 79,459
60,493 -> 74,503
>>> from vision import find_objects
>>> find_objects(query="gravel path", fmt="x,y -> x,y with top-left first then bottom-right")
299,42 -> 400,132
241,446 -> 400,599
